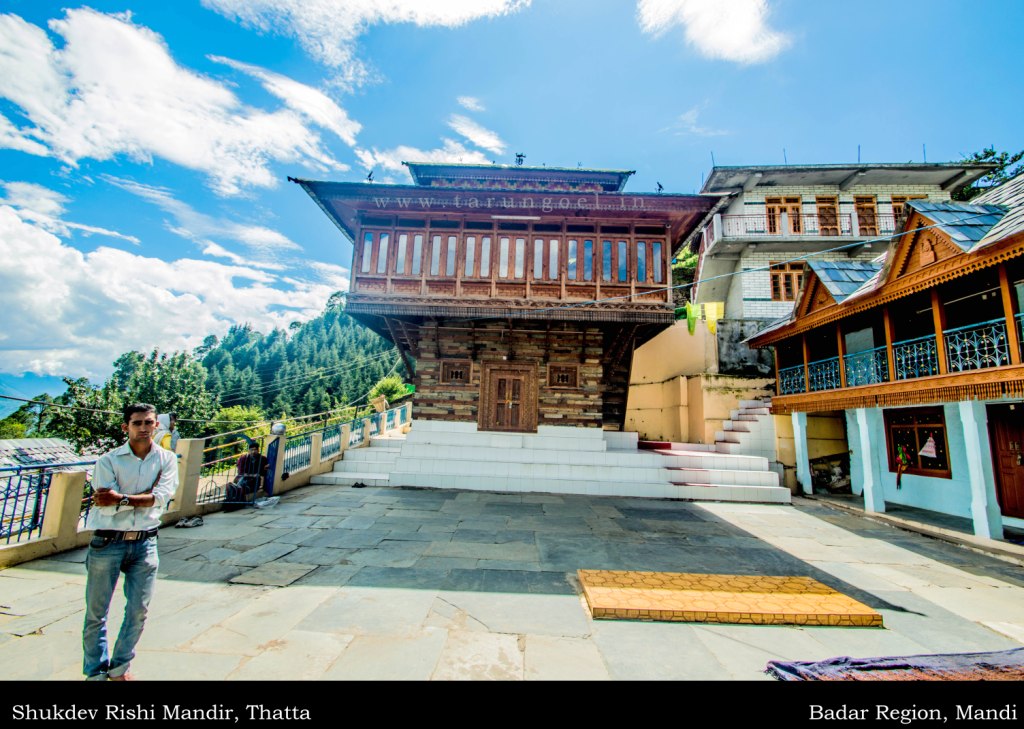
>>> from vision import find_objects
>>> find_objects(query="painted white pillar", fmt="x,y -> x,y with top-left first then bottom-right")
850,208 -> 860,237
958,401 -> 1003,539
779,211 -> 790,236
711,213 -> 723,243
855,408 -> 885,513
792,411 -> 812,495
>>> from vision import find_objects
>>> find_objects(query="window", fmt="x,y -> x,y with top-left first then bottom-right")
464,235 -> 476,277
499,237 -> 510,278
770,261 -> 805,302
411,234 -> 423,275
602,240 -> 612,281
884,407 -> 951,478
534,238 -> 544,280
396,234 -> 408,274
376,232 -> 390,273
445,235 -> 456,276
636,241 -> 647,283
441,361 -> 471,385
617,240 -> 628,282
514,238 -> 526,278
361,232 -> 373,273
652,241 -> 663,283
766,196 -> 802,234
891,195 -> 926,222
583,239 -> 594,281
548,239 -> 558,280
567,239 -> 578,280
480,236 -> 491,277
430,234 -> 442,276
548,364 -> 578,388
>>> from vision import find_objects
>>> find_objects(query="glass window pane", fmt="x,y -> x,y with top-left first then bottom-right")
430,234 -> 441,276
584,240 -> 593,281
602,240 -> 612,281
445,235 -> 456,275
465,236 -> 475,277
617,240 -> 627,282
377,232 -> 390,274
637,241 -> 647,282
567,240 -> 578,281
396,234 -> 407,274
480,236 -> 491,277
412,234 -> 423,275
361,232 -> 373,273
499,237 -> 510,278
534,238 -> 544,279
514,238 -> 525,278
549,239 -> 558,280
653,242 -> 663,283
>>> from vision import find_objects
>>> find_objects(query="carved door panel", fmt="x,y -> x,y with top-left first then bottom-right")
855,196 -> 878,236
480,365 -> 537,433
989,406 -> 1024,519
766,197 -> 802,234
816,197 -> 840,236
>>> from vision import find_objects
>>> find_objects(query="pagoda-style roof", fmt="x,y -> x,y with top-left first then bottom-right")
405,162 -> 634,193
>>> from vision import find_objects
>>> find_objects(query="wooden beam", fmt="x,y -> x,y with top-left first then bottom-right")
882,306 -> 896,382
931,288 -> 948,375
836,323 -> 847,389
999,263 -> 1022,365
384,317 -> 415,377
802,334 -> 810,393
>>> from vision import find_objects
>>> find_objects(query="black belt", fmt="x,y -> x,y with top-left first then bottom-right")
94,529 -> 158,542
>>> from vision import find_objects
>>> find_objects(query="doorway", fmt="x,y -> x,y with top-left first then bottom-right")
988,404 -> 1024,519
479,363 -> 538,433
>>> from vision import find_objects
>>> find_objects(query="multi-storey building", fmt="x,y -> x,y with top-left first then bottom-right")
748,172 -> 1024,539
690,163 -> 995,376
293,162 -> 714,433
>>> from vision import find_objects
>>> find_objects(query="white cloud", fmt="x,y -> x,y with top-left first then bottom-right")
209,55 -> 361,146
663,107 -> 730,137
103,176 -> 300,256
0,180 -> 141,244
202,0 -> 531,90
0,9 -> 345,196
458,96 -> 485,112
637,0 -> 790,64
447,114 -> 507,156
0,207 -> 340,378
355,139 -> 490,178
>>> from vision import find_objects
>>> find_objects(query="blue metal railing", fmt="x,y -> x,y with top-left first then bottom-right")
2,460 -> 95,544
778,365 -> 805,395
348,419 -> 365,447
944,318 -> 1010,372
386,408 -> 396,431
808,356 -> 841,392
893,334 -> 939,380
283,432 -> 313,474
321,423 -> 343,459
398,405 -> 408,425
844,346 -> 889,386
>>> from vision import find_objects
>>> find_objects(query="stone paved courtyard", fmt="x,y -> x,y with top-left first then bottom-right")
2,482 -> 1023,680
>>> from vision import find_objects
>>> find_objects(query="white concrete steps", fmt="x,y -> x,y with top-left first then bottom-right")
313,472 -> 391,487
667,467 -> 780,487
671,482 -> 791,504
310,435 -> 403,488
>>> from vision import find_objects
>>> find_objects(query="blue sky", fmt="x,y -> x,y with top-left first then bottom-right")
1,0 -> 1022,410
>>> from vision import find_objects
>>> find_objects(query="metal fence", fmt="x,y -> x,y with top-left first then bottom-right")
320,423 -> 343,459
283,432 -> 313,474
2,461 -> 95,544
197,435 -> 266,506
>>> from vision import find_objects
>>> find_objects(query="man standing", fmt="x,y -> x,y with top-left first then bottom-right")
83,403 -> 177,681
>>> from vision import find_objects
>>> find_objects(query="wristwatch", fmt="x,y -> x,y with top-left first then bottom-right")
118,496 -> 131,507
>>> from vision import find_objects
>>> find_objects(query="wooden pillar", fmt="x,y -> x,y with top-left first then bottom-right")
773,346 -> 780,397
801,334 -> 810,393
836,323 -> 847,389
931,288 -> 948,375
999,263 -> 1022,365
882,306 -> 896,382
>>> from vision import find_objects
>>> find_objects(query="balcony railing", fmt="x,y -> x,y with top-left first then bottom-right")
721,213 -> 855,237
944,318 -> 1011,372
778,365 -> 806,395
1018,313 -> 1024,359
893,334 -> 939,381
844,346 -> 889,386
808,357 -> 841,392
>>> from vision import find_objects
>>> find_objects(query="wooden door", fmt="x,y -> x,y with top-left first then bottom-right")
766,197 -> 802,234
855,196 -> 878,236
989,405 -> 1024,519
480,364 -> 537,432
816,197 -> 840,236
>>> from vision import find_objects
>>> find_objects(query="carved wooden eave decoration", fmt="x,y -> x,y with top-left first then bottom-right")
770,365 -> 1024,414
884,213 -> 966,285
749,227 -> 1024,347
795,274 -> 838,319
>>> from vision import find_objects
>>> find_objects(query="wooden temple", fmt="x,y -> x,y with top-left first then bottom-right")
293,163 -> 715,433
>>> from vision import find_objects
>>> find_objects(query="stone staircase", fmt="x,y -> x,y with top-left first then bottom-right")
313,419 -> 790,504
311,433 -> 405,488
714,398 -> 777,461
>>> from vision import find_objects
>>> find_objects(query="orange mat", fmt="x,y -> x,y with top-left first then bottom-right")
578,570 -> 883,627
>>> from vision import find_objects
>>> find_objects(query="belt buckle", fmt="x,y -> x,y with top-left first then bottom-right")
123,531 -> 142,542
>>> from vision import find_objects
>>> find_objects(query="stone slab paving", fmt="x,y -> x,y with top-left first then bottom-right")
1,483 -> 1023,681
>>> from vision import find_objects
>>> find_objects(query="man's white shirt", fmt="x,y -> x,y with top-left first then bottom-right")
85,441 -> 178,532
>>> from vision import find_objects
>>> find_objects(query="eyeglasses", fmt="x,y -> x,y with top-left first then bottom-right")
129,419 -> 158,427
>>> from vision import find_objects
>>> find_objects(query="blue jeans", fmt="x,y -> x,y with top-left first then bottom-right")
82,535 -> 159,679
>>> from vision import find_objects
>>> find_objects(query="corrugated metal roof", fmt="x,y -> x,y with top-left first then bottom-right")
0,438 -> 90,469
907,200 -> 1007,251
807,260 -> 882,302
971,172 -> 1024,250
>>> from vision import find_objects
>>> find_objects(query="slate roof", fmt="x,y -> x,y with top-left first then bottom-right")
906,200 -> 1007,251
806,261 -> 882,303
0,438 -> 92,470
971,172 -> 1024,250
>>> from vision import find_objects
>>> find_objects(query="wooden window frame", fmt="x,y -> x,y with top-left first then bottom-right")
891,195 -> 927,222
855,195 -> 879,236
883,406 -> 952,479
441,360 -> 472,386
770,261 -> 805,302
547,364 -> 579,389
766,196 -> 802,235
815,196 -> 840,237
